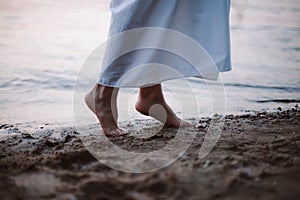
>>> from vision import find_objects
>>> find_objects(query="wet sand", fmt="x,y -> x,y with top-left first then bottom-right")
0,108 -> 300,200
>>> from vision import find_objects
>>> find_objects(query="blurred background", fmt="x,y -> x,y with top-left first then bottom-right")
0,0 -> 299,125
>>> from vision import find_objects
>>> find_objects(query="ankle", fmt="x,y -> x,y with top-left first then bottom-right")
138,93 -> 163,102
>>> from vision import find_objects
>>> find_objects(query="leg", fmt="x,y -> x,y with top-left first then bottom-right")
135,84 -> 191,128
85,84 -> 127,136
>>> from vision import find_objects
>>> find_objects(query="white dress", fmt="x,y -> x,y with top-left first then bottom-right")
98,0 -> 231,87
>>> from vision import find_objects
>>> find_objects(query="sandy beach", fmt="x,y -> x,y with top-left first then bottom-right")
1,107 -> 299,200
0,0 -> 299,199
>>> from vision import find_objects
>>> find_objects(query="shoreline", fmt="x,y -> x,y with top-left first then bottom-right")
0,108 -> 300,199
0,104 -> 298,135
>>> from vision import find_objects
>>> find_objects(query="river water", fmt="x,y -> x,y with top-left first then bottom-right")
0,0 -> 299,126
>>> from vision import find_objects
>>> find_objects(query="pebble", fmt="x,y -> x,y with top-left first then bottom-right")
277,107 -> 282,111
196,123 -> 208,129
199,118 -> 211,124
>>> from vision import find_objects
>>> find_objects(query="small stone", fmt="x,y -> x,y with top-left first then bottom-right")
277,107 -> 282,111
196,123 -> 207,129
199,118 -> 211,124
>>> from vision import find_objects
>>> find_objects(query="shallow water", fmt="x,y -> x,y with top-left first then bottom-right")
0,0 -> 299,125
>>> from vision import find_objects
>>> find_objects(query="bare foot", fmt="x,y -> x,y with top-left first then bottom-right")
84,85 -> 127,136
135,85 -> 191,128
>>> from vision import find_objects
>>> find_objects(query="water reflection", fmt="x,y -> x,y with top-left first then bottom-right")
0,0 -> 299,124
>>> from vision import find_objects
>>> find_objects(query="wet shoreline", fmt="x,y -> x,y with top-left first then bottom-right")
1,108 -> 299,199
